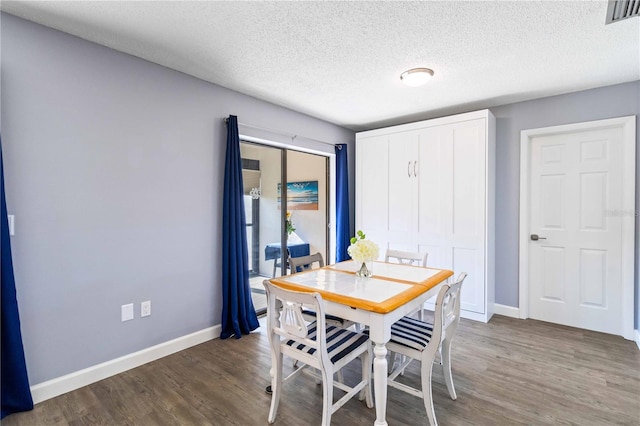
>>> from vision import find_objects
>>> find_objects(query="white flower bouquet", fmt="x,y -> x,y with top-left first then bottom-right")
347,230 -> 379,277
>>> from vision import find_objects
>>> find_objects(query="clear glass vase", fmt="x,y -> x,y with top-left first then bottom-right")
355,261 -> 373,278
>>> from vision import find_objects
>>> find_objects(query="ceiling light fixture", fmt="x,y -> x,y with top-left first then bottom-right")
400,68 -> 434,87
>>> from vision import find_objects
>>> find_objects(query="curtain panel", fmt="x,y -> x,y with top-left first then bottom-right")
335,144 -> 350,262
220,116 -> 259,339
1,137 -> 34,418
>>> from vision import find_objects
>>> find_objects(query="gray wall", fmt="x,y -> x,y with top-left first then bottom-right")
490,82 -> 640,327
2,12 -> 638,387
1,13 -> 355,384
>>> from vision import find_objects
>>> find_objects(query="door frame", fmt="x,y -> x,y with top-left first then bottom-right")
518,116 -> 636,339
239,133 -> 337,265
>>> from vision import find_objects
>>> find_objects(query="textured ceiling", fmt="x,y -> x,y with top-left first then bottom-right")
2,1 -> 639,131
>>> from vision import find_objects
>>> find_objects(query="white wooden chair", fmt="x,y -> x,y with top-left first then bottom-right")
384,249 -> 428,320
288,252 -> 325,273
385,272 -> 467,426
384,248 -> 428,267
263,280 -> 373,425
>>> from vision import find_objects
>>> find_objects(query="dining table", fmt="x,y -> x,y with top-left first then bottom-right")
269,260 -> 453,426
264,241 -> 310,277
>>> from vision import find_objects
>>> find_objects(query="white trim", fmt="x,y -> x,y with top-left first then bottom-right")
493,304 -> 520,318
458,310 -> 492,323
329,154 -> 337,264
519,116 -> 636,340
240,133 -> 334,157
486,112 -> 497,322
519,125 -> 531,320
635,329 -> 640,351
620,118 -> 637,341
423,301 -> 492,323
31,325 -> 221,404
356,109 -> 493,138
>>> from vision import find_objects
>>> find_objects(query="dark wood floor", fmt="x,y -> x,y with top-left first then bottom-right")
4,315 -> 639,425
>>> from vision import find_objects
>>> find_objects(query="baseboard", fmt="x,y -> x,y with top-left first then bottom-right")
459,309 -> 491,323
493,303 -> 520,318
30,325 -> 221,404
635,329 -> 640,350
424,302 -> 493,323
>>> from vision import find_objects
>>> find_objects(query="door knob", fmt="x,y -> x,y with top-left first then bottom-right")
530,234 -> 547,241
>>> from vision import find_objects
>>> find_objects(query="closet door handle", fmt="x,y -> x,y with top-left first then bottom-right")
407,162 -> 411,178
413,161 -> 418,177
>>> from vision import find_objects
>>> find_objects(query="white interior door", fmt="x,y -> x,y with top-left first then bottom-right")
522,118 -> 636,337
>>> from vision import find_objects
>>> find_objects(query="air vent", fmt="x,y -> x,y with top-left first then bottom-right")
606,0 -> 640,24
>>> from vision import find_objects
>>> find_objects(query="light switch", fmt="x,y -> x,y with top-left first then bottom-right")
8,215 -> 14,236
121,303 -> 134,322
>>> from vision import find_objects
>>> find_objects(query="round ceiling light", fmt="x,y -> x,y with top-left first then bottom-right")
400,68 -> 434,87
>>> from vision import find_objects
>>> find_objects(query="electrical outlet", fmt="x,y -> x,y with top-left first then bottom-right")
141,300 -> 151,317
121,303 -> 134,322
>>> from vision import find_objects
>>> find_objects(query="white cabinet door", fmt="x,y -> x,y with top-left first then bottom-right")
449,119 -> 487,314
388,131 -> 419,251
357,110 -> 495,321
356,135 -> 389,254
418,119 -> 486,314
417,126 -> 448,269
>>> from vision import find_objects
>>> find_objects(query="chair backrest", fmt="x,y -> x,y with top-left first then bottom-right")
432,272 -> 467,344
288,252 -> 324,273
384,248 -> 428,267
263,280 -> 329,362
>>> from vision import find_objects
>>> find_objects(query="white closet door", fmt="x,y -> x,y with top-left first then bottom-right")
388,132 -> 419,251
357,109 -> 495,322
449,119 -> 486,314
356,135 -> 389,253
417,126 -> 447,267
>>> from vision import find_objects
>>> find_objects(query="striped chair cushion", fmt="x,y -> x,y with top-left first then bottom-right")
389,316 -> 434,352
301,309 -> 346,325
285,322 -> 368,364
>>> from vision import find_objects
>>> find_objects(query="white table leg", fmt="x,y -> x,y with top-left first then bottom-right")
373,342 -> 388,426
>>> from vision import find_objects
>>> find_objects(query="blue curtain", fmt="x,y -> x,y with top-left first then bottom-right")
1,137 -> 34,418
335,144 -> 351,262
221,116 -> 259,339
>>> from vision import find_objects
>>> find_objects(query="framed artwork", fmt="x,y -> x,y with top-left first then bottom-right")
277,180 -> 319,210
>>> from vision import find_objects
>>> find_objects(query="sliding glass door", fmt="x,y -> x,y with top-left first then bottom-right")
240,141 -> 329,315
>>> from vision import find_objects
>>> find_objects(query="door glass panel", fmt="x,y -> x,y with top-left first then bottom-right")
241,142 -> 282,316
286,150 -> 328,266
240,142 -> 329,316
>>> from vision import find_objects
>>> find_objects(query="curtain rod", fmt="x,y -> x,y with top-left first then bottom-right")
224,118 -> 343,149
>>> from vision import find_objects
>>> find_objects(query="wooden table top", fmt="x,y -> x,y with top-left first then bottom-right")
270,260 -> 453,314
